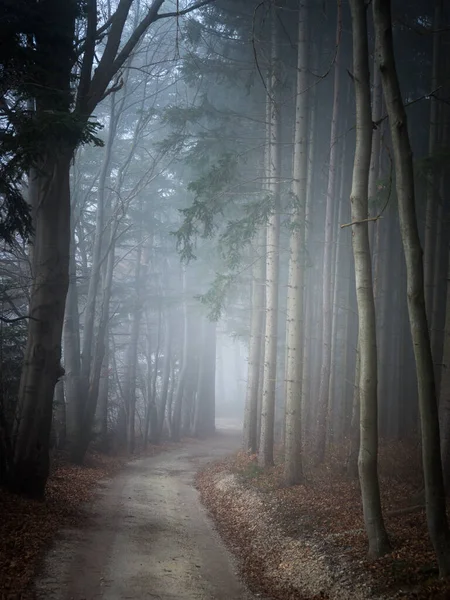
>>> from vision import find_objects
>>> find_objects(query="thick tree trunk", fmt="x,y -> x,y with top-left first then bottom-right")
349,0 -> 391,558
12,150 -> 72,497
374,0 -> 450,575
259,9 -> 281,468
284,0 -> 308,486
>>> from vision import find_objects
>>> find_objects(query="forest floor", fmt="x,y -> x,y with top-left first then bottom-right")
1,420 -> 256,600
197,439 -> 450,600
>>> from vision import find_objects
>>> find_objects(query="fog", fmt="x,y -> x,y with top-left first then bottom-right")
1,0 -> 450,584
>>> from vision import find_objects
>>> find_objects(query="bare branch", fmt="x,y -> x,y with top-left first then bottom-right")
0,315 -> 38,323
155,0 -> 214,20
76,0 -> 97,112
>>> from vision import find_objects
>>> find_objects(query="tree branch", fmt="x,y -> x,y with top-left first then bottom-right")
155,0 -> 214,20
340,215 -> 382,229
0,315 -> 38,323
373,86 -> 442,129
76,0 -> 98,113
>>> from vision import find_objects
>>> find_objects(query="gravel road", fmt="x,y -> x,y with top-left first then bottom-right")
35,421 -> 255,600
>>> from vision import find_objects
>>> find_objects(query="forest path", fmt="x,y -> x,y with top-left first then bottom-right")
35,419 -> 256,600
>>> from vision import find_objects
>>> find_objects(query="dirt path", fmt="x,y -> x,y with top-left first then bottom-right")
35,422 -> 256,600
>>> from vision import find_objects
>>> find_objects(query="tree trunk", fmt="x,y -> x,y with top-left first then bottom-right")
374,0 -> 450,575
53,378 -> 66,450
194,318 -> 216,438
243,228 -> 266,453
349,0 -> 391,558
171,272 -> 188,442
440,243 -> 450,490
125,239 -> 144,455
80,96 -> 117,399
284,0 -> 308,486
346,335 -> 360,479
63,224 -> 82,456
156,312 -> 172,441
315,8 -> 341,463
72,223 -> 116,463
12,150 -> 72,497
259,7 -> 281,468
94,340 -> 109,451
424,0 -> 443,329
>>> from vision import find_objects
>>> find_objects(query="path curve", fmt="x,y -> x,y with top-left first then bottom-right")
36,422 -> 256,600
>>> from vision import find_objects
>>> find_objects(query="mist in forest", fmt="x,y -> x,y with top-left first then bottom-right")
2,0 -> 450,591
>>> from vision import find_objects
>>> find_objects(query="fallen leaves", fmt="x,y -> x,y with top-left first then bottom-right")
196,439 -> 450,600
0,443 -> 169,599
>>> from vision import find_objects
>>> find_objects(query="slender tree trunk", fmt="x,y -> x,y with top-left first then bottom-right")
157,312 -> 172,440
72,224 -> 116,463
144,325 -> 159,448
80,97 -> 117,397
259,8 -> 281,468
374,0 -> 450,574
301,54 -> 317,436
53,378 -> 66,450
94,337 -> 109,450
424,0 -> 443,328
346,335 -> 360,479
284,0 -> 308,486
350,0 -> 391,558
125,239 -> 144,455
171,272 -> 188,442
243,231 -> 266,452
315,8 -> 341,463
63,223 -> 82,455
193,318 -> 216,438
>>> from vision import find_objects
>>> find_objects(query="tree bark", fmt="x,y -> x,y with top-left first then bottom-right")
440,243 -> 450,490
374,0 -> 450,575
259,7 -> 281,468
284,0 -> 308,486
243,228 -> 266,453
63,222 -> 82,456
125,235 -> 144,455
424,0 -> 443,330
193,318 -> 216,438
12,150 -> 72,497
171,271 -> 188,442
315,8 -> 341,463
156,311 -> 172,441
349,0 -> 391,558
